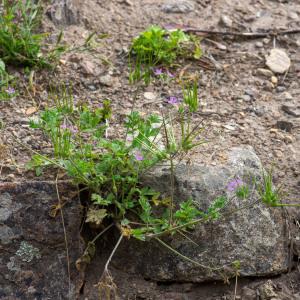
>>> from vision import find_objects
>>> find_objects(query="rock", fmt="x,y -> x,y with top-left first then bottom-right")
282,104 -> 300,117
259,280 -> 278,300
266,49 -> 291,74
283,92 -> 293,100
47,0 -> 80,25
112,146 -> 288,282
276,86 -> 286,93
80,60 -> 96,75
255,41 -> 263,48
271,76 -> 278,85
0,181 -> 83,298
257,68 -> 274,77
276,120 -> 293,132
99,74 -> 114,87
220,15 -> 233,27
243,94 -> 252,102
288,11 -> 299,20
161,0 -> 194,13
241,287 -> 256,300
144,92 -> 157,101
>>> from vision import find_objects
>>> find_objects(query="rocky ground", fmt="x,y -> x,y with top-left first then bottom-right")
0,0 -> 300,299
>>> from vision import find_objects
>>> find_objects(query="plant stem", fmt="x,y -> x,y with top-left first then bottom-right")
104,234 -> 124,272
155,237 -> 225,271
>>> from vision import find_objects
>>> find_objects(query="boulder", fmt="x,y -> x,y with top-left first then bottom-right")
112,146 -> 289,282
0,181 -> 83,299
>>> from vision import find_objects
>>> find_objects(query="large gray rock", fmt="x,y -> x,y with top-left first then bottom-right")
112,146 -> 289,282
0,181 -> 83,299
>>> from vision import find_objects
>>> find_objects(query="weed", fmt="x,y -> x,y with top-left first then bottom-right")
0,59 -> 17,100
0,0 -> 64,68
258,169 -> 300,207
129,25 -> 202,84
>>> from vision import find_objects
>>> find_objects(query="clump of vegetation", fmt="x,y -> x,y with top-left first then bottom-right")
0,0 -> 64,68
0,59 -> 17,100
129,25 -> 202,83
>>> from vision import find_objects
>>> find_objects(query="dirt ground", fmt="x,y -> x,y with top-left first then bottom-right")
0,0 -> 300,299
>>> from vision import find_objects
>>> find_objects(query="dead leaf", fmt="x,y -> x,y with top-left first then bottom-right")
86,208 -> 107,226
25,106 -> 38,115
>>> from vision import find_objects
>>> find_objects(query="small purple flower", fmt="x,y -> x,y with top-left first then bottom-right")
166,70 -> 174,78
167,96 -> 180,105
70,126 -> 78,134
227,178 -> 243,192
134,150 -> 144,161
60,124 -> 68,130
153,68 -> 163,76
5,87 -> 15,95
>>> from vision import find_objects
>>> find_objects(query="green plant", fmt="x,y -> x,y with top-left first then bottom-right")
0,58 -> 17,100
258,169 -> 300,207
129,25 -> 202,83
0,0 -> 64,68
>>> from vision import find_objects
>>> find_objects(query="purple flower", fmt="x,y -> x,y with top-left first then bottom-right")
70,126 -> 78,134
134,150 -> 144,161
166,70 -> 174,78
60,124 -> 68,130
153,68 -> 163,76
167,96 -> 180,105
227,178 -> 244,192
5,87 -> 15,95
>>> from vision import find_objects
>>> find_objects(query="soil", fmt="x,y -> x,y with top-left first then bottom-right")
0,0 -> 300,299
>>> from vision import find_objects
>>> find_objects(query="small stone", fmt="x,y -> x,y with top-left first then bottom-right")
144,92 -> 157,101
243,94 -> 251,102
25,107 -> 38,116
283,92 -> 293,100
271,76 -> 278,85
99,74 -> 114,87
282,104 -> 300,117
257,68 -> 273,77
162,0 -> 194,13
220,15 -> 233,27
80,61 -> 96,75
255,41 -> 263,48
276,120 -> 293,132
266,49 -> 291,74
284,135 -> 294,144
276,86 -> 286,93
7,174 -> 15,181
241,287 -> 256,300
288,11 -> 298,20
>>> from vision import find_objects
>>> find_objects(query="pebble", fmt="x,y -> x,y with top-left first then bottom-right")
283,92 -> 293,100
282,104 -> 300,117
242,95 -> 252,102
257,68 -> 273,77
80,60 -> 96,75
144,92 -> 157,101
161,0 -> 194,13
220,15 -> 233,27
276,86 -> 286,93
266,49 -> 291,74
99,74 -> 114,87
255,41 -> 264,48
276,120 -> 293,132
271,76 -> 278,85
288,11 -> 298,20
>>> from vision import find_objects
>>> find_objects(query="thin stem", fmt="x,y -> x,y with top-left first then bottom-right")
91,223 -> 114,244
55,174 -> 71,297
104,234 -> 124,272
155,237 -> 225,271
